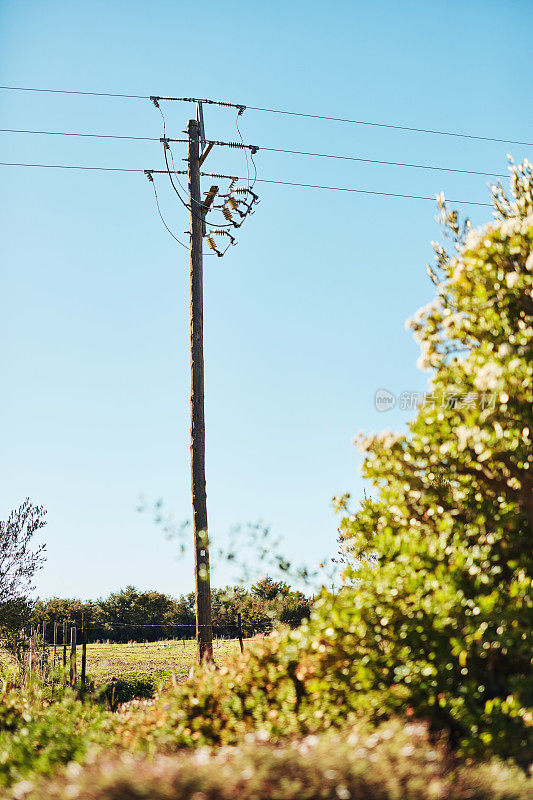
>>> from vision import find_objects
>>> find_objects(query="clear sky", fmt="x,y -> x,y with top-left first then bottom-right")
1,0 -> 531,600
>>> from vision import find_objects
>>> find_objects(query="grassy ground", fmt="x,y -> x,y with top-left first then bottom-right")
0,647 -> 19,683
0,638 -> 246,689
74,638 -> 243,685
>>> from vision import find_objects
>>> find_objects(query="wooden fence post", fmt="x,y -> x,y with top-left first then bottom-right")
19,629 -> 24,688
69,627 -> 77,688
81,615 -> 87,693
41,621 -> 47,680
62,620 -> 67,686
27,633 -> 33,686
52,622 -> 57,696
237,612 -> 244,654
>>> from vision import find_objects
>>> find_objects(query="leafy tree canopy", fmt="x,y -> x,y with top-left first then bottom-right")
331,158 -> 533,758
0,499 -> 46,629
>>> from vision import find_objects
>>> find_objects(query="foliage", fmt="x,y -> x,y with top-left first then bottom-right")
93,675 -> 156,710
0,599 -> 34,677
13,718 -> 533,800
94,586 -> 191,641
31,597 -> 97,630
0,597 -> 34,634
0,686 -> 104,789
331,159 -> 533,760
0,500 -> 46,621
207,578 -> 311,635
31,580 -> 311,642
0,646 -> 20,685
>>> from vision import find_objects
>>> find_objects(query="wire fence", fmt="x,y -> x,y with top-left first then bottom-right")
2,614 -> 309,692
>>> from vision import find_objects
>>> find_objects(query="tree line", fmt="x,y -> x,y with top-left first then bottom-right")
2,578 -> 312,642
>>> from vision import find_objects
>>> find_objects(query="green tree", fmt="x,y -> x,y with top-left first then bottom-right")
0,500 -> 46,605
94,586 -> 189,641
0,500 -> 46,631
332,159 -> 533,759
32,597 -> 95,627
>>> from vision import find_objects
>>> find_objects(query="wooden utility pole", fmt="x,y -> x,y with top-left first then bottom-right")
187,115 -> 213,663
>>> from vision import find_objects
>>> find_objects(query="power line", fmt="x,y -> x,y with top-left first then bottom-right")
257,147 -> 507,178
0,161 -> 491,205
161,143 -> 232,229
1,84 -> 530,146
0,85 -> 147,99
0,161 -> 143,172
251,177 -> 491,206
0,127 -> 157,141
147,177 -> 188,250
0,128 -> 508,178
246,105 -> 533,147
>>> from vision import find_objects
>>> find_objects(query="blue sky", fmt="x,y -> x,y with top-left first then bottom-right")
1,0 -> 531,600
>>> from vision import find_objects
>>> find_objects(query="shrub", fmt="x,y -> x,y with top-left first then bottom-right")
330,160 -> 533,761
0,686 -> 105,788
93,675 -> 156,710
12,719 -> 533,800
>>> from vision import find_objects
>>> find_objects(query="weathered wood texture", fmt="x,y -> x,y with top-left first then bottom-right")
187,116 -> 213,663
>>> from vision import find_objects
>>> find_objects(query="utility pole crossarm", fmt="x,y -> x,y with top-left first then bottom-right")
199,141 -> 214,167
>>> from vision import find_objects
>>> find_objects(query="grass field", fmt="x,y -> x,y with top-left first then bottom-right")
75,638 -> 243,685
0,637 -> 247,690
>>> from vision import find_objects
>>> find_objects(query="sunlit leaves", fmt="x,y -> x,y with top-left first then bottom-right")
332,160 -> 533,762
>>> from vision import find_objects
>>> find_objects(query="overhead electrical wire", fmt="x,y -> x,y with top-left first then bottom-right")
0,161 -> 492,205
0,85 -> 147,99
254,147 -> 508,178
0,161 -> 143,172
0,127 -> 157,141
0,84 -> 531,146
147,179 -> 216,256
147,177 -> 188,250
245,104 -> 533,147
151,101 -> 191,197
0,127 -> 509,178
161,144 -> 233,229
148,95 -> 229,226
235,111 -> 250,189
251,177 -> 491,206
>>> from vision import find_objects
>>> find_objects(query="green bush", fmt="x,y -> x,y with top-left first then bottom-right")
13,719 -> 533,800
330,160 -> 533,761
94,675 -> 156,710
0,686 -> 104,788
